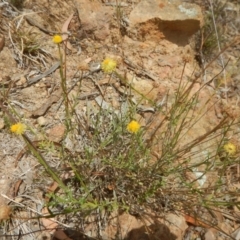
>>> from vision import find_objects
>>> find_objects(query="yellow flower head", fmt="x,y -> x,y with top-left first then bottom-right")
10,123 -> 26,135
101,58 -> 117,73
127,120 -> 140,134
223,142 -> 237,155
52,35 -> 62,44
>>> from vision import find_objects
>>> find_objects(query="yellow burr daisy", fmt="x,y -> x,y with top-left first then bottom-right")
10,122 -> 26,135
223,142 -> 237,155
52,35 -> 63,44
127,120 -> 141,134
101,58 -> 117,74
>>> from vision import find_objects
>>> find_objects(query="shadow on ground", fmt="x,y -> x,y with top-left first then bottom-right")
52,220 -> 177,240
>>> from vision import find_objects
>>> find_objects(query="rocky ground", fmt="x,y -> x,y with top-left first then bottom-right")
0,0 -> 240,239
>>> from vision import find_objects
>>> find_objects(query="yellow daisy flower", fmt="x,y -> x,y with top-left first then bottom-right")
52,35 -> 62,44
10,123 -> 26,135
223,142 -> 237,155
101,58 -> 117,73
127,120 -> 140,134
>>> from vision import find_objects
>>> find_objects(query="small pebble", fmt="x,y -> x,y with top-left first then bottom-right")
37,116 -> 47,126
47,124 -> 65,142
16,76 -> 27,86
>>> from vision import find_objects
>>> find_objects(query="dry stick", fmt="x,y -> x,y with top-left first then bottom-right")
9,3 -> 69,36
1,194 -> 70,227
27,61 -> 60,85
89,75 -> 104,96
8,25 -> 38,65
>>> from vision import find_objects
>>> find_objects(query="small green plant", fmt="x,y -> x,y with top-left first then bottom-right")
30,42 -> 237,239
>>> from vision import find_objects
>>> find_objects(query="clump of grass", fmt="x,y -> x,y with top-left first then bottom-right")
31,49 -> 238,238
9,23 -> 49,67
2,31 -> 240,239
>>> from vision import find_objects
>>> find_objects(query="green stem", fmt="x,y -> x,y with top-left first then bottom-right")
22,135 -> 68,191
58,44 -> 70,130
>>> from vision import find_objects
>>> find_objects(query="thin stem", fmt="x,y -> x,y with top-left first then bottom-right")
22,134 -> 68,191
58,44 -> 70,130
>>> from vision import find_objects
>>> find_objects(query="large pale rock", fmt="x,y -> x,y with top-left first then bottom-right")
75,0 -> 113,41
164,213 -> 188,240
128,0 -> 203,45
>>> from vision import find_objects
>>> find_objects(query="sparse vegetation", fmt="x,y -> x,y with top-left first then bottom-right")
0,0 -> 240,239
